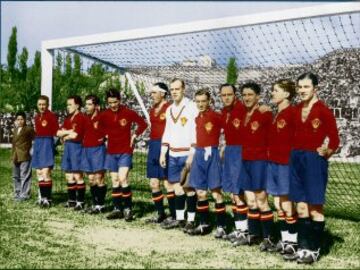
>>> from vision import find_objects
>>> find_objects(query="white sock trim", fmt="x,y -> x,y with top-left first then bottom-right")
176,210 -> 185,220
235,219 -> 248,231
187,212 -> 196,222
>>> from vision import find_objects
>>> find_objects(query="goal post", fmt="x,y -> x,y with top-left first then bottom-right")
41,2 -> 360,218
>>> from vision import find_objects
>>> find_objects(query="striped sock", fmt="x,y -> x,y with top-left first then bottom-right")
197,200 -> 210,225
186,194 -> 197,222
175,194 -> 186,220
90,185 -> 98,205
311,220 -> 325,250
43,180 -> 52,200
152,191 -> 165,216
297,217 -> 312,250
260,210 -> 274,238
166,191 -> 176,219
112,187 -> 123,210
122,186 -> 132,210
97,185 -> 107,206
235,205 -> 248,232
248,208 -> 261,236
278,211 -> 287,241
215,202 -> 226,227
285,214 -> 298,243
76,182 -> 86,203
38,181 -> 46,199
67,182 -> 77,203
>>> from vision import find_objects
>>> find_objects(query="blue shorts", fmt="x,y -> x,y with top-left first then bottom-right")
222,145 -> 244,195
146,140 -> 168,179
32,137 -> 55,169
289,150 -> 328,205
189,147 -> 222,190
104,153 -> 132,172
267,162 -> 290,196
168,156 -> 188,183
81,144 -> 106,173
242,160 -> 268,191
61,141 -> 83,172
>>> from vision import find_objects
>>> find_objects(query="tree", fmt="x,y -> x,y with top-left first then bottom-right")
7,26 -> 18,81
18,47 -> 29,80
226,57 -> 238,85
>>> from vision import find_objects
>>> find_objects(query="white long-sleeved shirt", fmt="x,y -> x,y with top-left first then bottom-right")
161,97 -> 198,157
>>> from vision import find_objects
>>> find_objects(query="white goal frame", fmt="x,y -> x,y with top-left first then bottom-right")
41,2 -> 360,120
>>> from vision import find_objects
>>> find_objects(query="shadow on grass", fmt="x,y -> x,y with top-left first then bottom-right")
321,229 -> 344,256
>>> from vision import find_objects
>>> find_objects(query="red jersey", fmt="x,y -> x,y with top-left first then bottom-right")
149,102 -> 170,140
61,112 -> 86,143
293,100 -> 339,153
82,111 -> 105,148
99,106 -> 148,154
195,109 -> 222,147
241,109 -> 272,161
221,99 -> 246,145
268,105 -> 295,164
34,110 -> 59,137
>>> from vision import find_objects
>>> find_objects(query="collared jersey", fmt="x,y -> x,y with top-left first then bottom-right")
221,99 -> 246,145
82,111 -> 105,148
34,110 -> 59,137
161,97 -> 198,157
241,109 -> 272,161
61,112 -> 86,143
99,106 -> 148,154
195,109 -> 222,147
268,105 -> 294,164
150,101 -> 171,140
293,100 -> 339,153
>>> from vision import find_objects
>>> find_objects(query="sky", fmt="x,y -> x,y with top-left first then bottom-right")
1,1 -> 330,65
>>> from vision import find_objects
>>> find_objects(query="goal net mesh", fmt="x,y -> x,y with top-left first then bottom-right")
56,11 -> 360,218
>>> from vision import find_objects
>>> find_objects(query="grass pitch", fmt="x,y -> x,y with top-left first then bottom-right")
0,148 -> 359,269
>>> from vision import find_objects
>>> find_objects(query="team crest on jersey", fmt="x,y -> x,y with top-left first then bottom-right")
93,121 -> 99,129
41,120 -> 47,127
72,123 -> 77,129
205,122 -> 213,133
159,113 -> 166,121
120,118 -> 127,126
180,117 -> 188,126
311,118 -> 321,130
232,118 -> 241,129
277,119 -> 286,130
251,121 -> 259,133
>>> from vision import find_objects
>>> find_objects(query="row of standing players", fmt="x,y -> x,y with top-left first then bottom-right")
32,73 -> 339,265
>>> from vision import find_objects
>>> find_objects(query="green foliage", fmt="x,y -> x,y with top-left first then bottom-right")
7,27 -> 17,81
18,47 -> 28,80
1,26 -> 150,112
226,57 -> 238,85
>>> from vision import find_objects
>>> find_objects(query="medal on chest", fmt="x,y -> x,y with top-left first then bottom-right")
119,118 -> 127,127
204,121 -> 213,133
251,121 -> 259,133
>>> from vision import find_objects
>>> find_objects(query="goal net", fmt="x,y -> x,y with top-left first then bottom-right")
45,4 -> 360,218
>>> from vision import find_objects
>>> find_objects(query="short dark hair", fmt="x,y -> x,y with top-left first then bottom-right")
153,82 -> 169,96
38,95 -> 49,104
195,88 -> 211,100
67,95 -> 83,107
106,88 -> 121,100
85,94 -> 100,106
170,78 -> 185,89
273,79 -> 296,101
297,72 -> 319,87
15,111 -> 26,119
240,82 -> 261,95
219,83 -> 236,94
